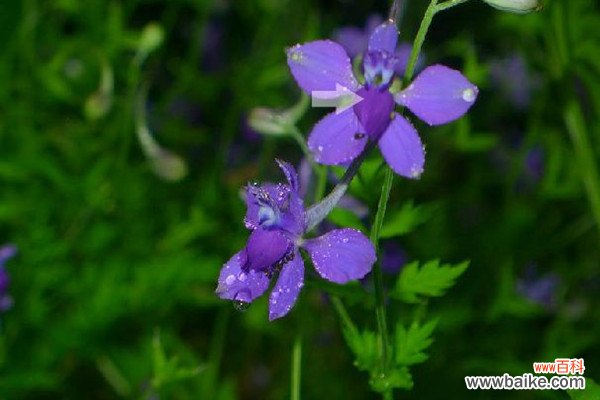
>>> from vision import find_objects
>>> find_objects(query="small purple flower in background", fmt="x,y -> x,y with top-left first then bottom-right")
523,146 -> 544,183
287,20 -> 478,178
0,245 -> 17,312
489,54 -> 538,110
216,161 -> 376,320
516,264 -> 560,310
334,15 -> 384,58
380,240 -> 407,275
333,15 -> 421,76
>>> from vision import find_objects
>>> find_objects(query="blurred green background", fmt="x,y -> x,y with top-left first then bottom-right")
0,0 -> 598,398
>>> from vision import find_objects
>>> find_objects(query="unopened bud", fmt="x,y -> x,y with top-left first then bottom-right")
139,23 -> 164,54
482,0 -> 541,13
247,107 -> 291,136
84,92 -> 112,120
149,150 -> 188,182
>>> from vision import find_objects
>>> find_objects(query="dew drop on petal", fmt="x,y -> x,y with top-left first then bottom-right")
238,272 -> 247,282
225,274 -> 236,285
462,88 -> 476,102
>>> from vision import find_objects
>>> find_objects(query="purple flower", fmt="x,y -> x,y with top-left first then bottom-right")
489,55 -> 538,110
516,264 -> 560,310
334,15 -> 384,58
216,161 -> 376,320
380,240 -> 407,275
0,244 -> 17,312
333,15 -> 420,77
287,21 -> 478,178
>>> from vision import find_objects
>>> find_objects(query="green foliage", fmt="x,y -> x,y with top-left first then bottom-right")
567,378 -> 600,400
327,207 -> 367,232
342,328 -> 379,372
395,319 -> 438,366
0,0 -> 599,399
380,200 -> 434,238
391,260 -> 469,303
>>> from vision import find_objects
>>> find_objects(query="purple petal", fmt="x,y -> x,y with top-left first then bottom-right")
269,250 -> 305,321
245,183 -> 276,230
394,43 -> 411,76
368,22 -> 398,54
365,15 -> 385,35
302,228 -> 376,284
334,27 -> 368,58
378,114 -> 425,179
246,228 -> 292,272
287,40 -> 359,94
278,189 -> 307,236
298,157 -> 313,199
216,250 -> 270,303
275,159 -> 299,193
353,87 -> 394,139
396,65 -> 478,126
308,109 -> 367,165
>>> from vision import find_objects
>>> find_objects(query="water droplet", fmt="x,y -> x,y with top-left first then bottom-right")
342,238 -> 349,243
225,274 -> 236,285
462,88 -> 476,102
289,49 -> 303,62
238,272 -> 247,282
233,300 -> 250,312
317,145 -> 324,152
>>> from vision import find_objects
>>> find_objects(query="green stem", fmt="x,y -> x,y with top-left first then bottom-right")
368,2 -> 443,397
564,100 -> 600,239
291,334 -> 302,400
289,126 -> 314,165
403,0 -> 440,85
369,167 -> 394,378
435,0 -> 470,12
331,295 -> 359,335
201,308 -> 230,398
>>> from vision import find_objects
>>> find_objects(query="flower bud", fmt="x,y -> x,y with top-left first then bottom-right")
247,107 -> 291,136
482,0 -> 541,13
139,23 -> 164,55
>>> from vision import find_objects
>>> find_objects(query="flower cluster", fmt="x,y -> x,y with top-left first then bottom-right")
216,161 -> 375,320
217,16 -> 479,321
287,20 -> 478,178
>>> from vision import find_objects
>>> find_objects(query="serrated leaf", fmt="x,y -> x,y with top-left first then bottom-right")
342,328 -> 379,372
392,260 -> 469,303
395,320 -> 437,366
567,378 -> 600,400
380,201 -> 433,239
370,367 -> 413,392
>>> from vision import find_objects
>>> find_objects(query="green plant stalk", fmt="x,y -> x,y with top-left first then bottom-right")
564,100 -> 600,238
291,334 -> 302,400
404,0 -> 440,85
369,0 -> 448,397
331,296 -> 359,335
369,166 -> 394,383
201,308 -> 230,398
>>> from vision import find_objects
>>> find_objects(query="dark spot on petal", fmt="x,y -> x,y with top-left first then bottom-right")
354,133 -> 366,140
